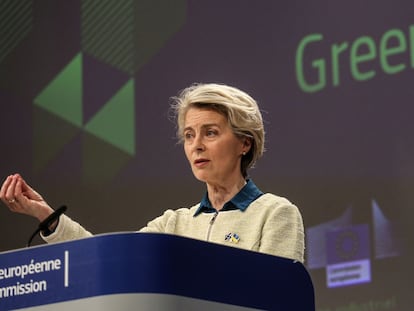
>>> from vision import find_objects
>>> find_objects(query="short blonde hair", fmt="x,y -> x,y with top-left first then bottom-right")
171,83 -> 265,177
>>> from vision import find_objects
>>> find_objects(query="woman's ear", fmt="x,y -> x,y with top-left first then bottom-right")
242,137 -> 252,153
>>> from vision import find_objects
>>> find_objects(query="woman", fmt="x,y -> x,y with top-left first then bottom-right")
0,83 -> 305,262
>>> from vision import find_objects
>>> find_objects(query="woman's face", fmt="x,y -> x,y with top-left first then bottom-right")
183,107 -> 249,185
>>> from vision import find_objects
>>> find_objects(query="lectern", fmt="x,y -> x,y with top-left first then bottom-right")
0,232 -> 314,310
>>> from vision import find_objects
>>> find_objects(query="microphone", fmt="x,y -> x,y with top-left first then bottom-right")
27,205 -> 67,247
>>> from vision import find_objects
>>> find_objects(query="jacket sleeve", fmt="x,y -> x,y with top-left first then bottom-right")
139,209 -> 178,234
41,214 -> 93,243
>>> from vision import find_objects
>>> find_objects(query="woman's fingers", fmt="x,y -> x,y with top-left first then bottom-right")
0,175 -> 17,206
0,175 -> 10,198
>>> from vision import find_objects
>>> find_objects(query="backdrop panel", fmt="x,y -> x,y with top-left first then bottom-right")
0,1 -> 412,310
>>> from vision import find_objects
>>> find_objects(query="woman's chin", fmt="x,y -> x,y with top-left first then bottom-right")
192,172 -> 209,183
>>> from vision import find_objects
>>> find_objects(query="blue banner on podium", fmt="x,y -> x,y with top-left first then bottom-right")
0,232 -> 314,310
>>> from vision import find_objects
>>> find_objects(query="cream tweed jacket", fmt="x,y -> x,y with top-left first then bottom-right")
43,193 -> 305,263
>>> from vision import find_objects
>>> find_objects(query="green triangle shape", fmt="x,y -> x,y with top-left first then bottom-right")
84,78 -> 135,155
34,53 -> 83,127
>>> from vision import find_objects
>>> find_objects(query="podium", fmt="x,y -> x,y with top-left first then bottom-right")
0,232 -> 314,310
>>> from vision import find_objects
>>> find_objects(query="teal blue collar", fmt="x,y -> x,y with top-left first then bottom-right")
193,179 -> 263,216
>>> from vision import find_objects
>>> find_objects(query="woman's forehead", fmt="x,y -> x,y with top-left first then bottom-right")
185,107 -> 226,123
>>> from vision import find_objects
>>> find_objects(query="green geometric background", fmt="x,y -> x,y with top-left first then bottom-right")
33,52 -> 135,184
34,52 -> 135,155
81,0 -> 187,75
31,0 -> 186,183
0,0 -> 33,64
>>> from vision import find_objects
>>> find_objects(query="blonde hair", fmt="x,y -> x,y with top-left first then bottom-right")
171,83 -> 265,177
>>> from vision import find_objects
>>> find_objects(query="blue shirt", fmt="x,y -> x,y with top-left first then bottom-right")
193,179 -> 264,216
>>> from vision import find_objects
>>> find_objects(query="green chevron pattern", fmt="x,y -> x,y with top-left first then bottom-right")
84,78 -> 135,155
34,53 -> 83,127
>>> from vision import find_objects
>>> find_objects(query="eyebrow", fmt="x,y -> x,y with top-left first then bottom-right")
183,123 -> 220,132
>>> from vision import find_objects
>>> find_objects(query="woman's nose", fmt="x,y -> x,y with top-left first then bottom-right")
193,135 -> 205,152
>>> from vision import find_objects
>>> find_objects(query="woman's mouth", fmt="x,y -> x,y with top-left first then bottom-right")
194,158 -> 209,167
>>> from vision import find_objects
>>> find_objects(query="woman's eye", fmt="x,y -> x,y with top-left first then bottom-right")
184,132 -> 193,140
206,130 -> 217,137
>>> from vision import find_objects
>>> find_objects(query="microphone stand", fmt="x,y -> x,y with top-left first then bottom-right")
26,205 -> 67,247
